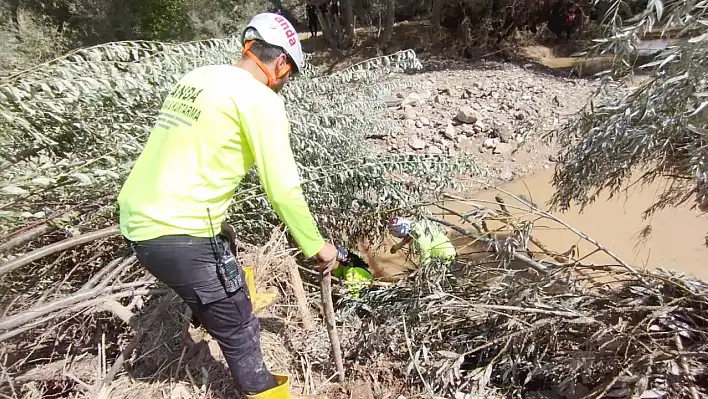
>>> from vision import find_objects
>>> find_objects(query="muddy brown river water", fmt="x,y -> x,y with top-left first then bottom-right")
363,169 -> 708,282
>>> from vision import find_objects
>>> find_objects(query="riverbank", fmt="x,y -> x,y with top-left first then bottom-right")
352,49 -> 706,282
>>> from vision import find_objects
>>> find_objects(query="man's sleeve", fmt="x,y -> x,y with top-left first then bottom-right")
238,98 -> 325,258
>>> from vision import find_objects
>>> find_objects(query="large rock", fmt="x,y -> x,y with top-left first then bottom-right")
494,124 -> 512,143
443,124 -> 456,140
381,94 -> 403,108
483,138 -> 500,149
493,142 -> 514,155
454,106 -> 478,124
428,145 -> 443,155
409,137 -> 426,150
402,93 -> 423,107
500,170 -> 514,181
404,106 -> 417,120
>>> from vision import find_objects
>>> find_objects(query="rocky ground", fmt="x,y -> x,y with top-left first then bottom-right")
371,59 -> 605,185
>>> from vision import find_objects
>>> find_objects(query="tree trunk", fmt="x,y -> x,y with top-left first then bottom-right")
431,0 -> 444,33
378,0 -> 395,49
340,0 -> 356,47
316,6 -> 338,48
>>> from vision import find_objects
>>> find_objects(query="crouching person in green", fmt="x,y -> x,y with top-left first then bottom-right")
332,247 -> 374,299
388,216 -> 457,266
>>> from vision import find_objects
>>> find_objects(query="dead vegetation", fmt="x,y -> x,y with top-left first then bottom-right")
342,192 -> 708,398
2,189 -> 706,399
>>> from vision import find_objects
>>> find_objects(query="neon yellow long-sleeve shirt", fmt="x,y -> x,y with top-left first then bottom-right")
410,220 -> 457,265
117,64 -> 325,258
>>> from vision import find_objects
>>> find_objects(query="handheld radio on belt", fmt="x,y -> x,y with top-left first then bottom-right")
207,208 -> 243,294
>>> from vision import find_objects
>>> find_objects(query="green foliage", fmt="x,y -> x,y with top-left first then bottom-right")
136,0 -> 193,41
549,0 -> 708,216
0,37 -> 245,236
1,0 -> 280,57
0,38 -> 483,254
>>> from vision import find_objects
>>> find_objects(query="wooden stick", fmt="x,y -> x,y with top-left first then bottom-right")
288,258 -> 315,331
0,282 -> 159,335
320,271 -> 345,382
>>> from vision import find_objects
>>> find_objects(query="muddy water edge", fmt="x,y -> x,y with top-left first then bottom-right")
363,168 -> 708,282
449,169 -> 708,280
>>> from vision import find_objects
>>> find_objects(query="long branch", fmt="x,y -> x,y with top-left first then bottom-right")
96,255 -> 138,290
80,255 -> 128,292
0,224 -> 54,255
0,288 -> 168,342
0,281 -> 156,336
444,189 -> 642,278
0,225 -> 120,276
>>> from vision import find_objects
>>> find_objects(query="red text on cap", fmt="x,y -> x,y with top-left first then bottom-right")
274,16 -> 297,46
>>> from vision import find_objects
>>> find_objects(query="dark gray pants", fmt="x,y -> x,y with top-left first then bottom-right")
127,234 -> 277,394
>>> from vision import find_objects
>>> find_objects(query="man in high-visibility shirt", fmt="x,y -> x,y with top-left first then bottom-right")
117,13 -> 337,399
389,216 -> 457,266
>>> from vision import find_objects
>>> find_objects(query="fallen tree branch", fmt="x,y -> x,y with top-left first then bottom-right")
0,224 -> 55,255
0,288 -> 168,342
96,255 -> 137,290
447,189 -> 643,280
98,300 -> 137,328
0,280 -> 156,338
94,293 -> 175,392
0,197 -> 114,253
427,216 -> 550,274
80,255 -> 130,292
0,225 -> 120,277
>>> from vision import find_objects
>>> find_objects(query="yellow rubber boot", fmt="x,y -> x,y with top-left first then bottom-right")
254,287 -> 279,313
243,266 -> 279,314
245,374 -> 329,399
246,374 -> 290,399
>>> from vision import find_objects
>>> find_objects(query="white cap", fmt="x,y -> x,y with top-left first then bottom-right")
242,13 -> 304,74
389,216 -> 412,238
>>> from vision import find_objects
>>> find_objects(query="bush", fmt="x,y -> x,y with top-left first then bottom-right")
0,6 -> 71,76
549,0 -> 708,217
135,0 -> 193,41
